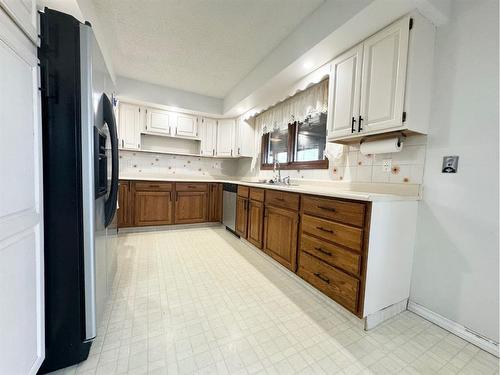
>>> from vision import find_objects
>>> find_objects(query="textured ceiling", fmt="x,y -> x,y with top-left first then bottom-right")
92,0 -> 325,98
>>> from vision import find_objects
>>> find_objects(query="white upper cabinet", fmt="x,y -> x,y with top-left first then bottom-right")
145,107 -> 171,135
359,17 -> 410,133
0,0 -> 37,42
327,44 -> 363,139
200,117 -> 217,156
217,119 -> 235,157
118,103 -> 142,150
327,14 -> 434,142
174,113 -> 198,138
235,117 -> 255,157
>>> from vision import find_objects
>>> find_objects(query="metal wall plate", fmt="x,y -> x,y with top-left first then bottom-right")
442,156 -> 459,173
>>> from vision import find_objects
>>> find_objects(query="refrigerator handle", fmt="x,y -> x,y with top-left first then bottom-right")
103,94 -> 119,227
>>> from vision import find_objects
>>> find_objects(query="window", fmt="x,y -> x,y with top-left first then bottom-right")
261,113 -> 328,170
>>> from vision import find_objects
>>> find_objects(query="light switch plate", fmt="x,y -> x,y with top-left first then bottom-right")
382,159 -> 392,172
442,156 -> 459,173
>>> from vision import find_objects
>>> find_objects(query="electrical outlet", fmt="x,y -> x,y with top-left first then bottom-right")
442,156 -> 459,173
382,159 -> 392,172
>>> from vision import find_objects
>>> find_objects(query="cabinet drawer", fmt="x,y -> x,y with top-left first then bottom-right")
249,188 -> 264,202
134,181 -> 173,191
300,234 -> 361,276
237,185 -> 249,198
265,189 -> 299,211
302,214 -> 363,251
302,195 -> 366,227
298,251 -> 359,312
175,182 -> 208,192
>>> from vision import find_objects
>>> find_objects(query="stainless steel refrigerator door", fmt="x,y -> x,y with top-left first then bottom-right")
80,23 -> 116,341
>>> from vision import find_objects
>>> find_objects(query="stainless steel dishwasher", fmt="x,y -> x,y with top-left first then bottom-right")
222,183 -> 238,235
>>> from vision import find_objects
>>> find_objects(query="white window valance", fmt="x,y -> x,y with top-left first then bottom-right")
256,79 -> 328,134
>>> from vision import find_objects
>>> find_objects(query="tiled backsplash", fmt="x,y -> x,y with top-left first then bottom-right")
119,151 -> 239,178
237,135 -> 427,185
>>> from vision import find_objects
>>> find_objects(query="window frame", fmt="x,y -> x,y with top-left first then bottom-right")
260,121 -> 329,170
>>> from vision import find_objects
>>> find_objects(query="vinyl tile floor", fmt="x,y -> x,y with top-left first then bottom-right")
52,226 -> 499,375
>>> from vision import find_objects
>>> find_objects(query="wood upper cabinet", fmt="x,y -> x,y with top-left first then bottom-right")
174,191 -> 208,224
235,196 -> 248,237
263,205 -> 299,271
208,183 -> 222,222
360,17 -> 410,133
327,44 -> 363,139
134,190 -> 173,226
117,180 -> 133,227
216,119 -> 235,157
247,200 -> 264,248
119,102 -> 142,149
200,117 -> 217,156
145,107 -> 171,135
174,113 -> 198,138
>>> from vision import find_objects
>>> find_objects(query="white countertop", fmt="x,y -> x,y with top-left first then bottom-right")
119,174 -> 421,202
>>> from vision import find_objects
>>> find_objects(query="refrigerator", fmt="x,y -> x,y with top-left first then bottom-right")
38,9 -> 119,373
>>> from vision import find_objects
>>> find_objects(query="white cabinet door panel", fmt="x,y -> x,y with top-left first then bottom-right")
0,12 -> 44,374
175,113 -> 198,138
236,117 -> 255,157
327,44 -> 363,139
119,103 -> 141,149
0,0 -> 37,41
216,119 -> 235,157
200,117 -> 217,156
360,17 -> 410,133
145,107 -> 170,135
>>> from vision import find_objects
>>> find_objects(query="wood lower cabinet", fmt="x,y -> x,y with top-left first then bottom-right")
134,191 -> 173,226
118,180 -> 133,227
247,200 -> 264,248
208,183 -> 223,222
174,191 -> 208,224
235,196 -> 248,237
263,205 -> 299,271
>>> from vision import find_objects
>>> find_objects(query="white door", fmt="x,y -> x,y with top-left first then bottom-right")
217,119 -> 235,157
200,117 -> 217,156
359,16 -> 410,133
175,113 -> 198,138
145,107 -> 171,135
118,103 -> 141,149
235,117 -> 255,157
0,7 -> 45,374
327,44 -> 363,140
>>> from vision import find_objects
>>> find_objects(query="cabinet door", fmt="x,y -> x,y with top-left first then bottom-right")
327,44 -> 363,139
235,196 -> 248,237
175,113 -> 198,138
235,117 -> 255,157
117,181 -> 132,227
208,183 -> 222,222
216,119 -> 235,157
0,17 -> 44,373
134,191 -> 173,226
119,103 -> 141,149
200,117 -> 217,156
0,0 -> 37,41
247,200 -> 264,249
360,17 -> 410,133
263,206 -> 299,271
145,107 -> 171,135
174,191 -> 208,224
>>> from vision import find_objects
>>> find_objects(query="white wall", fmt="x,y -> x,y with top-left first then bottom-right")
410,0 -> 499,342
116,76 -> 223,115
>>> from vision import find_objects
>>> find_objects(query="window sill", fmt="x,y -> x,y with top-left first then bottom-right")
261,159 -> 329,170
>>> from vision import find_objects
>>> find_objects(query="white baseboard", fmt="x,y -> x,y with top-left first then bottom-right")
408,301 -> 499,357
364,299 -> 408,330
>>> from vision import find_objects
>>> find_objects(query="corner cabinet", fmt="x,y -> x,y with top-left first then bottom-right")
216,119 -> 235,157
208,183 -> 223,222
200,117 -> 217,156
327,13 -> 435,142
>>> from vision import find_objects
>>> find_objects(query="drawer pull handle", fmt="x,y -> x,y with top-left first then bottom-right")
316,226 -> 334,234
314,272 -> 330,284
317,205 -> 336,212
314,247 -> 332,256
149,185 -> 160,188
188,185 -> 197,189
275,197 -> 285,201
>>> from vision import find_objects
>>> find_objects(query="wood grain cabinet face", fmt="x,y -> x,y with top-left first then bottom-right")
208,183 -> 223,222
235,196 -> 248,238
174,191 -> 208,224
263,206 -> 299,271
247,200 -> 264,248
117,181 -> 133,227
134,191 -> 173,226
